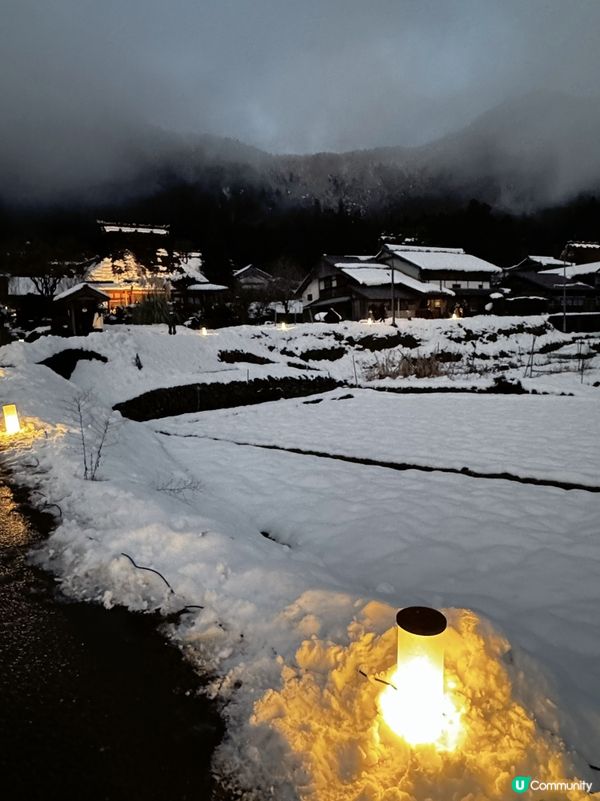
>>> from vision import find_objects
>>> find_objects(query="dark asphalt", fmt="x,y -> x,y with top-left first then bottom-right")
0,479 -> 225,801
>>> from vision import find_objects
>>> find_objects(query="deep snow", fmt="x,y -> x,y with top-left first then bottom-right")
1,320 -> 599,799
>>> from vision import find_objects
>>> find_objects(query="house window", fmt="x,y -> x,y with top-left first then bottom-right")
307,293 -> 313,301
452,283 -> 462,290
319,276 -> 338,291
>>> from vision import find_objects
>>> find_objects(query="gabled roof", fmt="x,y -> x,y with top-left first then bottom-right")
380,244 -> 501,274
233,264 -> 273,280
527,255 -> 570,266
53,283 -> 110,302
337,263 -> 454,295
539,262 -> 600,280
510,271 -> 595,291
186,282 -> 228,292
508,255 -> 574,270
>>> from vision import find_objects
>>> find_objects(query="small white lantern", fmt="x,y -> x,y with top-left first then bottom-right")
379,606 -> 447,745
200,326 -> 208,336
2,404 -> 21,435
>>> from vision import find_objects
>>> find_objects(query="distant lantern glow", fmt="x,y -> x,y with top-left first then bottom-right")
280,321 -> 288,331
200,326 -> 208,336
2,404 -> 21,435
379,606 -> 461,749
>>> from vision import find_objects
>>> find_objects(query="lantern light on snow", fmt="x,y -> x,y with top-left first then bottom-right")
379,606 -> 448,745
2,404 -> 21,435
200,326 -> 208,336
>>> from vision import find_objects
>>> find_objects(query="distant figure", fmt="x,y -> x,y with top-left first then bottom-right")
167,303 -> 177,335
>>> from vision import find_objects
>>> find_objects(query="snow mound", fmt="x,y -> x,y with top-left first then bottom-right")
216,603 -> 590,801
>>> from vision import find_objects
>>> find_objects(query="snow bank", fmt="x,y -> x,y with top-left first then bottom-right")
1,321 -> 599,799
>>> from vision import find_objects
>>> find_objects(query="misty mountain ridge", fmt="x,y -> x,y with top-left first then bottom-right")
3,91 -> 600,213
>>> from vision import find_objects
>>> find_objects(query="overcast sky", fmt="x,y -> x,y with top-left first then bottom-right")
1,0 -> 600,199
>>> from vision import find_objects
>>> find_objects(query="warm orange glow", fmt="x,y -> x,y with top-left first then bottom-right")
2,404 -> 21,435
378,618 -> 462,749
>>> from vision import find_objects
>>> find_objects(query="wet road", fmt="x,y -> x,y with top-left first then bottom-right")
0,479 -> 224,801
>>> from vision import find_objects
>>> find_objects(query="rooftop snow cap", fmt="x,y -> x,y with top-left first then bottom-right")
396,606 -> 447,637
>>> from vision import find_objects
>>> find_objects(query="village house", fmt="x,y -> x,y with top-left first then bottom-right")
299,244 -> 501,321
561,240 -> 600,265
496,271 -> 597,315
298,254 -> 455,321
51,283 -> 110,336
233,264 -> 274,290
539,261 -> 600,291
374,243 -> 502,315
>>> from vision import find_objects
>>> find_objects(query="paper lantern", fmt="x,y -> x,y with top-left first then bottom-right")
2,404 -> 21,435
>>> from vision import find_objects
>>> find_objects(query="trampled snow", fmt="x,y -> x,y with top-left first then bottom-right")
1,320 -> 599,799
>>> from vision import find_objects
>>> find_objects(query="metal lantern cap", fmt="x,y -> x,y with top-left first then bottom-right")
396,606 -> 447,637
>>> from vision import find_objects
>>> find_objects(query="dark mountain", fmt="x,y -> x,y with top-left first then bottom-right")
267,91 -> 600,211
2,90 -> 599,213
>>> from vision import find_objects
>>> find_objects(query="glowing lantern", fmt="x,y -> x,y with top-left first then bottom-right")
2,404 -> 21,435
200,326 -> 208,336
379,606 -> 450,746
280,321 -> 287,331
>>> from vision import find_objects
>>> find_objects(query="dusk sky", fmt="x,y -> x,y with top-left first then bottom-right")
1,0 -> 600,201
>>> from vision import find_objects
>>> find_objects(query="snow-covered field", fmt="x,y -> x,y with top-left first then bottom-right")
1,320 -> 599,799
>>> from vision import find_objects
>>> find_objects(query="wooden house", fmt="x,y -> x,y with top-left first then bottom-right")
297,255 -> 454,321
375,243 -> 502,315
561,241 -> 600,265
52,283 -> 110,336
497,271 -> 597,314
233,264 -> 274,290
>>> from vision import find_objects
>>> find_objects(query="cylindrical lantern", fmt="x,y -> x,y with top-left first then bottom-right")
379,606 -> 447,745
201,326 -> 208,336
2,404 -> 21,435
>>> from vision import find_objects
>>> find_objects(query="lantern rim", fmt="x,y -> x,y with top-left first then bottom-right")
396,606 -> 447,636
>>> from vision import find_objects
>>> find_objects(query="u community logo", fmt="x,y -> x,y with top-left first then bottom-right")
512,775 -> 593,794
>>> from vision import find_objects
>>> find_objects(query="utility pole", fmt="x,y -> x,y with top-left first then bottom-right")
391,261 -> 396,327
560,248 -> 568,333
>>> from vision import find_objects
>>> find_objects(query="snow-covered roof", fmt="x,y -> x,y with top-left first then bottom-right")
338,264 -> 454,295
527,255 -> 570,267
539,262 -> 600,280
187,282 -> 228,292
171,252 -> 206,283
565,240 -> 600,248
53,283 -> 110,302
98,221 -> 169,235
234,264 -> 273,277
382,244 -> 501,274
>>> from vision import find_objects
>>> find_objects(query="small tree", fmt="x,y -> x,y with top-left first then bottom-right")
66,391 -> 115,480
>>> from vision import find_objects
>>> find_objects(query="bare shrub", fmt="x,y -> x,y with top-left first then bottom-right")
65,391 -> 116,480
365,352 -> 445,380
